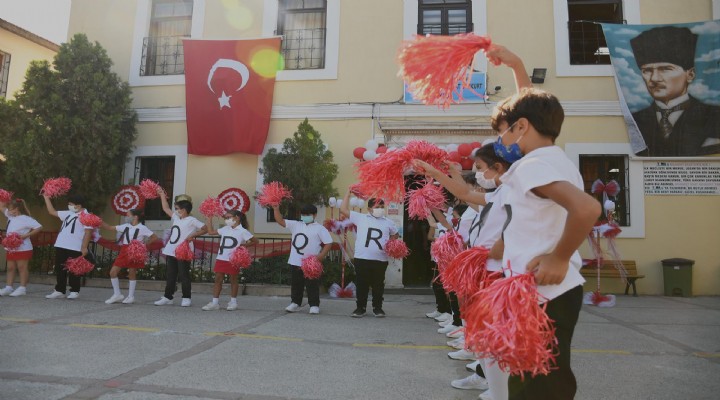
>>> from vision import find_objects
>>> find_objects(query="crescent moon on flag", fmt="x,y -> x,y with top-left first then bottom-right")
207,58 -> 250,94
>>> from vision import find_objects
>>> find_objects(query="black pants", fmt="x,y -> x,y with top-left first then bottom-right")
55,247 -> 82,293
164,256 -> 191,300
432,263 -> 451,313
290,265 -> 320,307
354,258 -> 388,310
449,291 -> 462,326
508,285 -> 583,400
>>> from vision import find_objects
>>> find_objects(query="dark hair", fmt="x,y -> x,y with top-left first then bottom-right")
453,203 -> 469,216
8,198 -> 30,215
300,204 -> 317,215
226,209 -> 249,229
490,88 -> 564,141
472,143 -> 512,170
129,209 -> 145,224
461,172 -> 477,186
175,200 -> 193,213
67,194 -> 86,207
368,198 -> 384,208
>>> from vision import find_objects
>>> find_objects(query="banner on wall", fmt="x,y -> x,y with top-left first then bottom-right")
183,38 -> 281,155
404,72 -> 487,104
601,21 -> 720,157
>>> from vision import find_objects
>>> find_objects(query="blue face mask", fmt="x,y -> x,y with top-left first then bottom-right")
300,215 -> 314,224
493,123 -> 524,163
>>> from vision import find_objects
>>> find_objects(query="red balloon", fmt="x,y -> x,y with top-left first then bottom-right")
353,147 -> 366,159
470,141 -> 481,150
458,143 -> 473,157
448,151 -> 461,162
376,145 -> 387,154
460,157 -> 474,170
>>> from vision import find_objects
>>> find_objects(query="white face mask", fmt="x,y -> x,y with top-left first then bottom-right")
475,170 -> 498,190
68,205 -> 80,213
371,208 -> 385,218
300,215 -> 314,224
225,218 -> 235,227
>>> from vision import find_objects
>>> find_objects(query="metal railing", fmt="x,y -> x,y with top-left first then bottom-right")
280,28 -> 326,70
140,35 -> 187,76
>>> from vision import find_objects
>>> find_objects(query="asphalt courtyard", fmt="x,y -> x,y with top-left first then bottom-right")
0,284 -> 719,400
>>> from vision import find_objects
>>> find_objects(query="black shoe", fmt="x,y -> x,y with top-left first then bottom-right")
351,308 -> 366,318
373,308 -> 386,318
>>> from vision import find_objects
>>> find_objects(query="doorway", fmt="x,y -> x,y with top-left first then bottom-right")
401,175 -> 433,287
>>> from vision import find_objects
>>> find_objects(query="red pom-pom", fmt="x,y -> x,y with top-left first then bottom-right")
354,148 -> 414,202
65,256 -> 95,276
40,177 -> 72,198
398,33 -> 492,108
126,240 -> 148,264
430,231 -> 465,271
447,151 -> 461,163
257,182 -> 293,208
230,246 -> 253,270
139,179 -> 165,200
301,256 -> 323,280
79,212 -> 102,228
349,183 -> 367,199
464,272 -> 557,379
175,241 -> 194,261
199,196 -> 225,218
405,140 -> 449,172
406,181 -> 447,220
0,189 -> 13,203
441,246 -> 498,298
2,232 -> 24,251
385,238 -> 410,259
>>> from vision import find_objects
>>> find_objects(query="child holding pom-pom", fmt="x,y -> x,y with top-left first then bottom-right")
99,209 -> 158,305
154,191 -> 207,307
272,203 -> 332,314
202,210 -> 257,311
0,199 -> 42,297
339,189 -> 398,318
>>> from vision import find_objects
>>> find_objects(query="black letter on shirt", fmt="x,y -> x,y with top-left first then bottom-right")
292,233 -> 309,255
169,225 -> 181,244
120,227 -> 140,244
61,215 -> 78,234
219,236 -> 239,255
365,227 -> 383,249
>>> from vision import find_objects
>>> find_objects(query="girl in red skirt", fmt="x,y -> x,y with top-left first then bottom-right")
202,210 -> 256,311
100,209 -> 158,304
0,199 -> 42,297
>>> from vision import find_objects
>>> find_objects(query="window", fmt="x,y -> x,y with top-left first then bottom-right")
418,0 -> 473,35
567,0 -> 623,65
579,155 -> 629,226
277,0 -> 327,70
140,0 -> 193,76
136,156 -> 175,220
0,50 -> 10,98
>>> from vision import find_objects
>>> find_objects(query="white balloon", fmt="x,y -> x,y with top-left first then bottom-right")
604,200 -> 616,212
446,143 -> 459,153
356,198 -> 365,208
437,145 -> 447,152
363,150 -> 377,161
365,139 -> 379,151
336,199 -> 343,208
328,197 -> 337,207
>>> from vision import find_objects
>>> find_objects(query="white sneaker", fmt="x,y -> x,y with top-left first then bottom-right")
434,312 -> 452,322
426,310 -> 441,318
451,373 -> 488,390
438,324 -> 459,334
447,327 -> 465,338
226,302 -> 238,311
9,287 -> 26,297
448,337 -> 465,349
202,302 -> 219,311
466,360 -> 481,372
122,296 -> 135,304
309,306 -> 320,314
105,294 -> 124,304
67,292 -> 79,299
154,297 -> 173,306
0,287 -> 13,296
478,391 -> 494,400
180,298 -> 191,307
449,349 -> 477,361
285,303 -> 300,313
46,290 -> 65,299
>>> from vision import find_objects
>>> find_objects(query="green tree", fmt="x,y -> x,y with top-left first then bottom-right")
0,33 -> 137,211
261,119 -> 338,218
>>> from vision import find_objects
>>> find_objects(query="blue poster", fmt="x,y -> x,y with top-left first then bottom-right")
403,72 -> 486,104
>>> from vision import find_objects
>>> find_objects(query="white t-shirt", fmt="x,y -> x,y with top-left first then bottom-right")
457,207 -> 477,243
500,146 -> 585,301
55,210 -> 93,251
216,225 -> 254,262
349,211 -> 399,262
162,213 -> 205,257
4,210 -> 42,252
284,220 -> 333,267
115,223 -> 154,245
472,185 -> 509,272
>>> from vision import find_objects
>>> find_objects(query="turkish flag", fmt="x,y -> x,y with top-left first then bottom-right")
183,38 -> 281,155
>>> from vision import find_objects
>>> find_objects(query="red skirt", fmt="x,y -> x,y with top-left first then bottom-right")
6,250 -> 32,261
115,246 -> 146,269
214,259 -> 240,275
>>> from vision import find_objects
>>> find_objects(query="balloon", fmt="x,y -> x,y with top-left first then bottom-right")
363,150 -> 377,161
365,139 -> 379,151
336,199 -> 343,208
470,141 -> 481,149
329,197 -> 337,207
376,145 -> 387,154
446,143 -> 459,153
448,151 -> 461,162
437,145 -> 447,152
458,143 -> 473,157
356,198 -> 365,208
604,200 -> 616,212
460,157 -> 474,170
353,147 -> 366,160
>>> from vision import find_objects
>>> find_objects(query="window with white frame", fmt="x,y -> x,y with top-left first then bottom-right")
0,50 -> 10,98
140,0 -> 193,76
579,154 -> 629,226
136,156 -> 176,220
418,0 -> 473,35
567,0 -> 623,65
277,0 -> 327,70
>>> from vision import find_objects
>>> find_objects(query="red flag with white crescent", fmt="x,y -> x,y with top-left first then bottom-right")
183,38 -> 281,155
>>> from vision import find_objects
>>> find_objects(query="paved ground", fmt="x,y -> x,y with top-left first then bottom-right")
0,284 -> 718,400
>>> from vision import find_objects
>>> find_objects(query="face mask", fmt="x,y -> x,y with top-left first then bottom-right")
300,215 -> 314,224
371,208 -> 385,218
68,205 -> 79,213
493,123 -> 524,163
475,170 -> 498,190
225,218 -> 235,227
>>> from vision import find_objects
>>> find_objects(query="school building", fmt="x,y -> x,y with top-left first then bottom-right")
64,0 -> 720,295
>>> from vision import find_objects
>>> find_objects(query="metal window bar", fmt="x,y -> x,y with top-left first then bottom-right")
420,23 -> 472,35
140,35 -> 187,76
0,51 -> 10,98
280,28 -> 326,70
567,19 -> 625,65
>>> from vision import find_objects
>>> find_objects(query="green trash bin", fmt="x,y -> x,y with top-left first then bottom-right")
660,258 -> 694,297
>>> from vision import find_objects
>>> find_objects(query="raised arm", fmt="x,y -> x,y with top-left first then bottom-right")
484,44 -> 532,91
159,190 -> 173,218
43,195 -> 59,217
431,208 -> 453,231
272,205 -> 286,227
339,189 -> 351,219
205,216 -> 219,235
412,160 -> 488,206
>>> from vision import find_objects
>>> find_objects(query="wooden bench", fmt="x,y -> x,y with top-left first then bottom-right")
580,260 -> 645,297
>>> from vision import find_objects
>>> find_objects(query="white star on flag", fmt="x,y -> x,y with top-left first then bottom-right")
218,91 -> 232,109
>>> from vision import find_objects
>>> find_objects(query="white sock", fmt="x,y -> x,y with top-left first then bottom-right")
128,280 -> 137,297
212,298 -> 219,305
483,357 -> 509,400
110,278 -> 121,295
229,297 -> 237,303
18,286 -> 26,290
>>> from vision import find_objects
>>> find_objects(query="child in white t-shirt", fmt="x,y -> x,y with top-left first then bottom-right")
272,203 -> 333,314
100,209 -> 158,305
0,199 -> 42,297
202,210 -> 257,311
